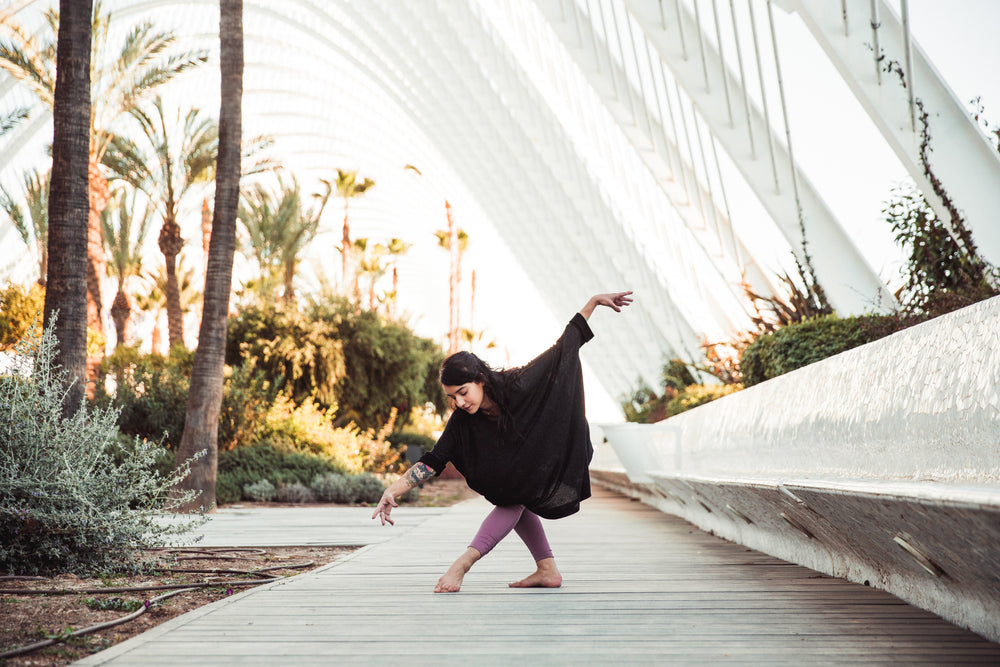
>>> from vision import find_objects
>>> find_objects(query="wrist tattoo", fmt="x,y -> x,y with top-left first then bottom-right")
404,462 -> 435,488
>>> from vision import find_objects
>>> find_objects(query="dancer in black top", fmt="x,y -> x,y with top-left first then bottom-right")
373,291 -> 633,592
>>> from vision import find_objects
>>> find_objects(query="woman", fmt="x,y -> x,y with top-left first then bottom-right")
372,291 -> 633,592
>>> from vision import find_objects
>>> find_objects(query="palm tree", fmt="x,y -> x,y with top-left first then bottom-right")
103,97 -> 218,349
42,0 -> 91,412
329,169 -> 374,293
173,0 -> 243,512
238,174 -> 329,304
1,1 -> 207,362
354,237 -> 411,312
133,257 -> 199,354
0,168 -> 50,286
435,202 -> 469,355
384,237 -> 411,318
101,187 -> 154,348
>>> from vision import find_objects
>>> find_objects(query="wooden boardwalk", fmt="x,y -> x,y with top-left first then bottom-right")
80,487 -> 1000,665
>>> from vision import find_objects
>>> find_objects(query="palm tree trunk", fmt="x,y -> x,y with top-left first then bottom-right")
283,259 -> 295,304
110,288 -> 130,348
392,265 -> 398,318
43,0 -> 92,415
201,197 -> 212,259
86,158 -> 110,391
341,200 -> 350,292
446,201 -> 458,355
470,269 -> 476,332
173,0 -> 243,512
159,216 -> 185,350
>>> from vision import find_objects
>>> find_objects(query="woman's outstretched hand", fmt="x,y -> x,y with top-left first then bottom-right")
372,490 -> 398,526
580,291 -> 634,319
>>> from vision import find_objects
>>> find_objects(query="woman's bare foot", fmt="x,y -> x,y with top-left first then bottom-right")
434,547 -> 481,593
509,557 -> 562,588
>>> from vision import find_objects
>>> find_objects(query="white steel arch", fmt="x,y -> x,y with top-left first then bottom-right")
1,0 -> 998,410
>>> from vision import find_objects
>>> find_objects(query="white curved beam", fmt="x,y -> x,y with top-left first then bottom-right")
624,0 -> 897,314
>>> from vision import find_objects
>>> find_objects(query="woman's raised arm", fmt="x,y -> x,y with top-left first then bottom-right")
578,291 -> 633,319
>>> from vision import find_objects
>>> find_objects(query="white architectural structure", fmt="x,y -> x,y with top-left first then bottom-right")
1,0 -> 998,405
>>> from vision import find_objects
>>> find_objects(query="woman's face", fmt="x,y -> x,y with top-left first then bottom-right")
442,381 -> 487,415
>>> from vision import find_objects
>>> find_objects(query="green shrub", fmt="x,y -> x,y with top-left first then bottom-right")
275,482 -> 315,504
264,396 -> 400,474
243,479 -> 276,502
741,314 -> 908,386
96,346 -> 193,450
216,474 -> 243,506
0,320 -> 203,575
219,362 -> 281,450
106,432 -> 176,482
226,303 -> 345,410
388,430 -> 435,460
227,298 -> 447,431
216,440 -> 344,506
665,384 -> 743,417
351,473 -> 386,504
311,472 -> 352,503
97,347 -> 279,451
0,281 -> 44,350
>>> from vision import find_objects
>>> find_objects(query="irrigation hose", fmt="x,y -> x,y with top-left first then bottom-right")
0,587 -> 196,659
0,559 -> 315,659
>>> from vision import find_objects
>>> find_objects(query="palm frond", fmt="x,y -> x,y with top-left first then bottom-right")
0,106 -> 30,136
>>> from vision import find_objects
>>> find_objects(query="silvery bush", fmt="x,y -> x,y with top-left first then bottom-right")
0,319 -> 204,575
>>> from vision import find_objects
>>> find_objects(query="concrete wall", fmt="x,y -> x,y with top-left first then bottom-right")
591,295 -> 1000,642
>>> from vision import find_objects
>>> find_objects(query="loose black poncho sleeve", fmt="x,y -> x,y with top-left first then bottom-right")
418,313 -> 595,519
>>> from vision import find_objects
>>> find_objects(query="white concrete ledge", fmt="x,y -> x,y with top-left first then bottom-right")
592,295 -> 1000,642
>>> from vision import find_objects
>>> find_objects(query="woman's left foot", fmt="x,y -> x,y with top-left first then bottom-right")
509,558 -> 562,588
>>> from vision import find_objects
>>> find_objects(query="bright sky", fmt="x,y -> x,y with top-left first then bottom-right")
1,0 -> 998,422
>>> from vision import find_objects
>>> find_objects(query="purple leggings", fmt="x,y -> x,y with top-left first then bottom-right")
469,505 -> 553,561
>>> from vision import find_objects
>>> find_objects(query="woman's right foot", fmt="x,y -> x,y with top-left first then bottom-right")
508,558 -> 562,588
434,548 -> 481,593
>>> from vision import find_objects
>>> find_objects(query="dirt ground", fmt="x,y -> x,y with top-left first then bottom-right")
0,478 -> 476,665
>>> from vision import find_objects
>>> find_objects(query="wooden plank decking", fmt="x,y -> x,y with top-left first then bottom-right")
80,486 -> 1000,665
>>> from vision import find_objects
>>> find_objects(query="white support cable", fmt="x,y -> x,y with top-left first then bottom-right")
766,0 -> 805,243
658,0 -> 667,30
677,83 -> 708,224
729,0 -> 756,158
609,0 -> 640,125
691,107 -> 725,252
673,0 -> 688,60
692,0 -> 711,91
574,0 -> 604,77
900,0 -> 915,132
624,0 -> 897,311
622,3 -> 657,148
645,36 -> 678,179
540,0 -> 756,322
711,0 -> 735,126
840,0 -> 849,36
581,0 -> 606,75
594,0 -> 622,102
747,0 -> 780,193
567,0 -> 584,44
710,132 -> 744,272
791,0 -> 1000,266
869,0 -> 882,85
661,62 -> 692,202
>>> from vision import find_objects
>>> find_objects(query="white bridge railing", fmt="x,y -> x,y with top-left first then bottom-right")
590,295 -> 1000,643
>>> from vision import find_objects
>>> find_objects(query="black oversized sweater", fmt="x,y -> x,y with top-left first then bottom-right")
419,313 -> 595,520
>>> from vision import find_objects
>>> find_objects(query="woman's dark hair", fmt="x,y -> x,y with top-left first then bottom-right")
440,351 -> 517,434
